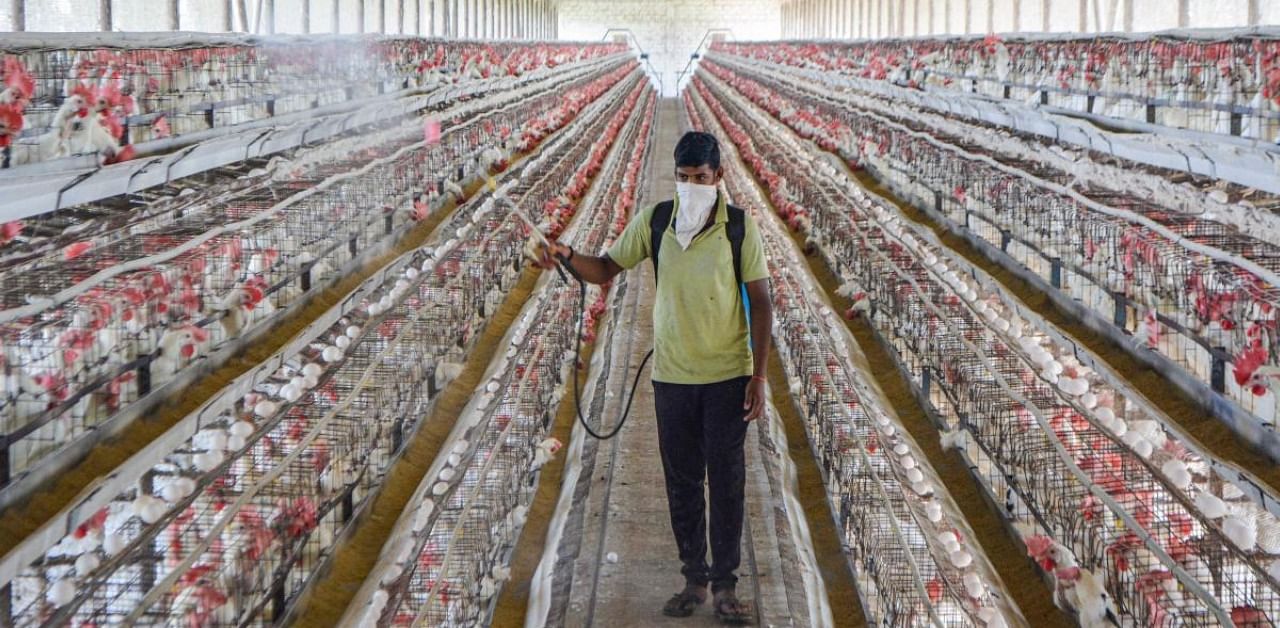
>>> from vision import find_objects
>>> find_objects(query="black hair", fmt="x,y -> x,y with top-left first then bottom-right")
673,131 -> 721,170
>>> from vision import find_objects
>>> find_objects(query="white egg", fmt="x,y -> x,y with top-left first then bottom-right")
279,384 -> 302,402
47,578 -> 76,606
302,363 -> 324,378
254,400 -> 278,419
1195,492 -> 1227,519
334,335 -> 351,350
195,429 -> 228,452
226,434 -> 247,451
194,450 -> 224,472
230,420 -> 255,438
925,501 -> 943,522
75,553 -> 100,575
950,550 -> 973,568
1162,459 -> 1193,490
964,572 -> 985,598
1225,514 -> 1258,551
103,533 -> 126,556
346,326 -> 362,338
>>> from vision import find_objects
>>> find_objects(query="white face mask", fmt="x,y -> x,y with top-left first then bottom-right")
673,181 -> 719,249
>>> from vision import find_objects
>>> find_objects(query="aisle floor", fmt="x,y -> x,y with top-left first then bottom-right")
556,100 -> 809,628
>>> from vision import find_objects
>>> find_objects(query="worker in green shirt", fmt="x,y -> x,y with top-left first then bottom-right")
533,131 -> 772,624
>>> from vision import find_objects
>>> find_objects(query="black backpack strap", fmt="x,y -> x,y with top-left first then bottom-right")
726,205 -> 745,287
649,201 -> 674,284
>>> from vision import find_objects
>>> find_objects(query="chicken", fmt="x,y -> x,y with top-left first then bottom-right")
152,325 -> 212,385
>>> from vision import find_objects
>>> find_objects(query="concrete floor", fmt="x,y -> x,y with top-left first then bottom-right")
540,99 -> 823,628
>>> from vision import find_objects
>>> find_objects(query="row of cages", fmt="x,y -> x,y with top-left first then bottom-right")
0,65 -> 651,628
0,33 -> 627,168
684,86 -> 1024,628
0,57 -> 634,494
349,84 -> 656,628
711,29 -> 1280,141
701,51 -> 1280,458
695,68 -> 1280,626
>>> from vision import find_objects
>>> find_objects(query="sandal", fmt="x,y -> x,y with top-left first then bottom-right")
713,589 -> 753,625
662,584 -> 707,617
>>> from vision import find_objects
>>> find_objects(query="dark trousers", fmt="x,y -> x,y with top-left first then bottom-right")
652,376 -> 750,593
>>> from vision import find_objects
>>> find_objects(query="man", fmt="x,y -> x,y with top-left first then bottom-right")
533,131 -> 772,624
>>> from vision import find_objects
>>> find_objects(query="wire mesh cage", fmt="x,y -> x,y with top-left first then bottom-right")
699,51 -> 1280,450
354,81 -> 656,628
0,34 -> 627,170
0,61 -> 647,628
712,31 -> 1280,141
688,82 -> 1022,628
0,52 -> 636,500
696,67 -> 1280,626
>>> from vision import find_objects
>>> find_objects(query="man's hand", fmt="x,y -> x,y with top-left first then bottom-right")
530,239 -> 571,270
743,376 -> 766,422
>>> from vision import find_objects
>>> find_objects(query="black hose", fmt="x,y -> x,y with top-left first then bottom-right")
557,254 -> 651,440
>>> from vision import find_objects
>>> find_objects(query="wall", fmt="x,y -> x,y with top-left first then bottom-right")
557,0 -> 783,96
781,0 -> 1274,38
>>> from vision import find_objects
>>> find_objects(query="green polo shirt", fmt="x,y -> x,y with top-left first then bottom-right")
606,194 -> 769,385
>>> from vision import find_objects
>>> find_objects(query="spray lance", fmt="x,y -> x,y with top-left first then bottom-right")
489,175 -> 652,440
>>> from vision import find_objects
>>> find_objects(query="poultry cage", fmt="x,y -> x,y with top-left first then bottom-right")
0,33 -> 626,170
348,83 -> 656,628
699,50 -> 1280,459
687,85 -> 1025,628
696,67 -> 1280,626
0,51 -> 635,510
713,28 -> 1280,141
0,61 -> 651,627
514,91 -> 659,627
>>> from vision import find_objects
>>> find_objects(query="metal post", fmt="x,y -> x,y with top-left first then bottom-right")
170,0 -> 180,30
333,0 -> 340,33
100,0 -> 112,30
1211,349 -> 1227,393
265,0 -> 275,33
10,0 -> 23,31
302,0 -> 310,32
